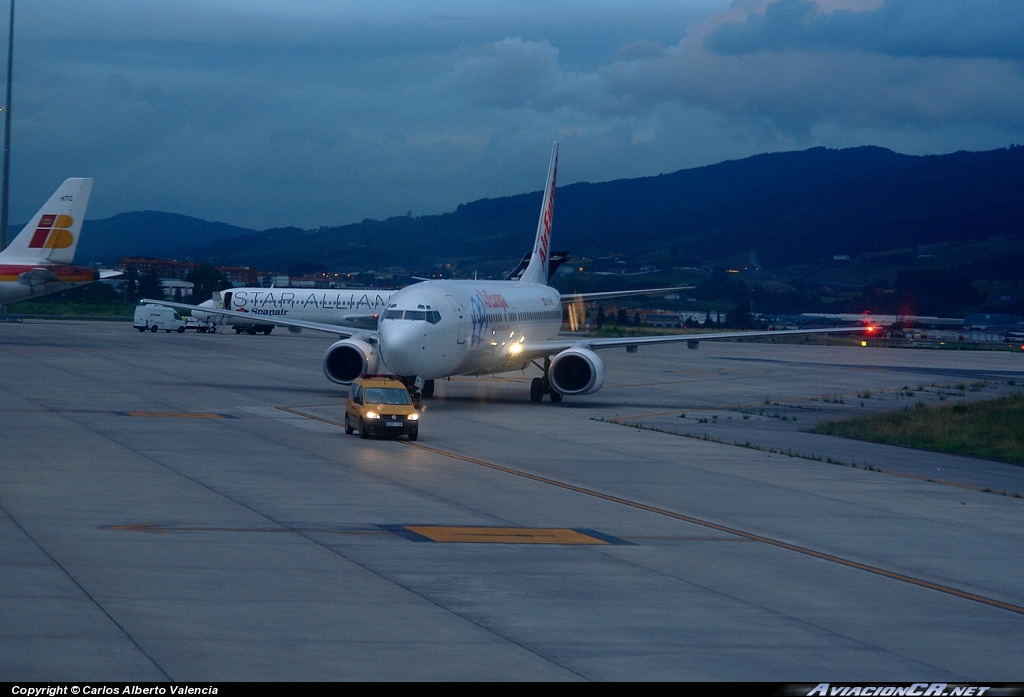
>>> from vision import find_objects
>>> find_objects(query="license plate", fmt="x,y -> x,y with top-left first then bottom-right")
386,421 -> 403,427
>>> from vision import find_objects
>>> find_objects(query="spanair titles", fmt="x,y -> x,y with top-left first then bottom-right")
192,287 -> 396,332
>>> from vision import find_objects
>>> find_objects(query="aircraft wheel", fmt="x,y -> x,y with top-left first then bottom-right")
549,390 -> 562,404
412,393 -> 422,409
262,326 -> 273,335
422,380 -> 435,398
530,378 -> 545,403
359,418 -> 369,439
345,415 -> 354,435
209,326 -> 216,334
247,327 -> 257,335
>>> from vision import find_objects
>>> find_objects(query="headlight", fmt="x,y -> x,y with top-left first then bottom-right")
408,413 -> 419,421
365,411 -> 381,419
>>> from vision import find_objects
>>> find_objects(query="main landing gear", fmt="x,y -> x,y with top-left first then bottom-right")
530,358 -> 562,403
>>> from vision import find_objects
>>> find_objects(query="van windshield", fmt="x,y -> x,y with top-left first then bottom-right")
363,387 -> 412,405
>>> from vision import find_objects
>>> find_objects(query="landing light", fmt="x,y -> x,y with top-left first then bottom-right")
508,343 -> 523,355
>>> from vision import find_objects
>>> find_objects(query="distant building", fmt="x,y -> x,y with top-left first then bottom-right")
964,313 -> 1024,332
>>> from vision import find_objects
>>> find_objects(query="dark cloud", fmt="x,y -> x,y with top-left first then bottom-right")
4,1 -> 1023,229
602,1 -> 1024,138
706,0 -> 1024,60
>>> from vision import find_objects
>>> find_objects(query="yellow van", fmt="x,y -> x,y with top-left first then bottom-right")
345,374 -> 420,441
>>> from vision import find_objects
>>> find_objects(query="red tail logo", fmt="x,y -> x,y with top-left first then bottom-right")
27,214 -> 75,249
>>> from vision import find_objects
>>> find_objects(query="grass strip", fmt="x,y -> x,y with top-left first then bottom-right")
813,393 -> 1024,465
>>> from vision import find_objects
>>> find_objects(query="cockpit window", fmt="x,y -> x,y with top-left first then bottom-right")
383,309 -> 442,323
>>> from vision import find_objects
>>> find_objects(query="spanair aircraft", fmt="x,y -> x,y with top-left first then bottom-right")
191,287 -> 398,334
0,179 -> 117,305
148,144 -> 868,402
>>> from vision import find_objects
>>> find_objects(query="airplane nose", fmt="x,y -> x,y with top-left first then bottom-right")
378,321 -> 426,375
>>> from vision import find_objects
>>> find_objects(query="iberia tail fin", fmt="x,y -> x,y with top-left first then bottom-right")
0,178 -> 93,264
519,143 -> 558,285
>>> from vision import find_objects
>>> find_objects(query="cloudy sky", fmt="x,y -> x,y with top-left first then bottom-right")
7,0 -> 1024,228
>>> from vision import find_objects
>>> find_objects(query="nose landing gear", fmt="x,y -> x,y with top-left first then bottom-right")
399,376 -> 435,407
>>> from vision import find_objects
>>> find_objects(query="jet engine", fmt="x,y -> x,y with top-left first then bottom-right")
322,338 -> 378,384
547,347 -> 605,395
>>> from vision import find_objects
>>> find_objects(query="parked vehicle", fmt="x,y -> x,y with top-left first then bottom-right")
133,305 -> 185,333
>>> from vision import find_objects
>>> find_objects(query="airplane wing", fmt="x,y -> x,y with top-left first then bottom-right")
142,299 -> 375,340
99,269 -> 123,280
559,286 -> 694,303
517,326 -> 872,360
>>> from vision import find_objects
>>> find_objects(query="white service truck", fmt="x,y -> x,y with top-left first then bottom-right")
133,305 -> 186,333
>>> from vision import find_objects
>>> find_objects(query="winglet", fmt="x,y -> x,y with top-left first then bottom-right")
0,178 -> 94,264
519,143 -> 558,285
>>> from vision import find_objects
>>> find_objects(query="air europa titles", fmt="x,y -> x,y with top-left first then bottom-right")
476,290 -> 508,309
469,290 -> 510,346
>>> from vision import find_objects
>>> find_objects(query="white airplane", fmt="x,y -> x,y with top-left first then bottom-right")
148,144 -> 869,402
192,287 -> 398,334
0,178 -> 118,305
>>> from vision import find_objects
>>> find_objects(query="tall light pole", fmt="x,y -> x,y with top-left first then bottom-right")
0,0 -> 13,253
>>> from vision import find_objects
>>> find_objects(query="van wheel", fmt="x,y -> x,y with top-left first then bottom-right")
345,415 -> 354,435
137,327 -> 146,333
150,325 -> 159,332
209,326 -> 216,334
408,430 -> 418,442
359,419 -> 369,439
177,326 -> 186,333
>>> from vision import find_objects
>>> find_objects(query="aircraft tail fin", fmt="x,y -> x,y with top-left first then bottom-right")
0,178 -> 93,264
519,143 -> 558,285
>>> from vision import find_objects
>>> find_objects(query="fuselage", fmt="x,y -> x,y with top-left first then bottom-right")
377,279 -> 562,379
0,263 -> 100,304
193,287 -> 396,329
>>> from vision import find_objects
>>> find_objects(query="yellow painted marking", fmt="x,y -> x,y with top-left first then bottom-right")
270,403 -> 1024,616
405,526 -> 608,544
123,411 -> 225,419
404,441 -> 1024,617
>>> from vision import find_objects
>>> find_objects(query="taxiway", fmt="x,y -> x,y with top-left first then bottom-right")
2,321 -> 1022,680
